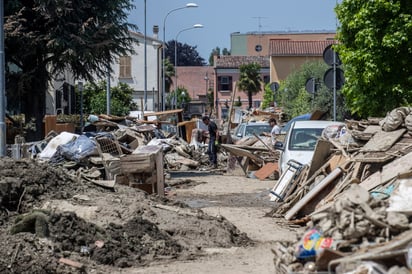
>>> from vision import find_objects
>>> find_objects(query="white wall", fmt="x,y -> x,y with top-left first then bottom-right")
109,31 -> 162,111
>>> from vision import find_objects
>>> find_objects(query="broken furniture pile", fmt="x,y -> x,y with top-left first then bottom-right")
270,107 -> 412,273
219,108 -> 283,178
42,110 -> 282,182
15,113 -> 237,194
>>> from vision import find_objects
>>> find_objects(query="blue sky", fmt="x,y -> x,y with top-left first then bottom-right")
128,1 -> 340,61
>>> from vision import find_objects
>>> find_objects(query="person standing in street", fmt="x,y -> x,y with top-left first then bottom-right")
202,116 -> 218,168
268,117 -> 281,145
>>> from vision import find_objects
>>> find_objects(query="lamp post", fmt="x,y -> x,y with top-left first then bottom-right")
144,0 -> 147,110
0,0 -> 5,156
174,24 -> 203,109
204,72 -> 209,94
162,3 -> 198,111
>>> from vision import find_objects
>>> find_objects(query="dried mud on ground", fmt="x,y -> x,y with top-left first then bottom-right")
0,158 -> 253,274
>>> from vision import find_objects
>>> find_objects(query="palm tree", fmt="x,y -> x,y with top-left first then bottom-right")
237,63 -> 262,110
164,58 -> 175,93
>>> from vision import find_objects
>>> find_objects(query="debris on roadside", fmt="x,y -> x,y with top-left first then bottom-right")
267,107 -> 412,273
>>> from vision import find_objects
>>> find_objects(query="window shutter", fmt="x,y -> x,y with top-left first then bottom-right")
119,56 -> 132,78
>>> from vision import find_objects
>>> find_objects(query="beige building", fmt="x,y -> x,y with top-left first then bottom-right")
175,31 -> 337,119
230,31 -> 336,56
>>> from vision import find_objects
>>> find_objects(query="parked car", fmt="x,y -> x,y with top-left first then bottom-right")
275,120 -> 345,174
280,113 -> 311,134
231,121 -> 272,142
280,110 -> 328,134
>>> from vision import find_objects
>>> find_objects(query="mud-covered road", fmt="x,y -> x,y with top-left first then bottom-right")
0,159 -> 301,273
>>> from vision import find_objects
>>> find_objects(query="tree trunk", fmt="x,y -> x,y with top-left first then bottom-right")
21,65 -> 48,142
248,91 -> 253,110
24,89 -> 46,142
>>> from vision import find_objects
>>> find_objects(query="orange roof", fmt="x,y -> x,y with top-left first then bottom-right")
214,55 -> 270,68
269,40 -> 338,56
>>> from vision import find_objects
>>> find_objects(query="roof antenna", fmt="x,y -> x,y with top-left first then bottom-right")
252,16 -> 267,56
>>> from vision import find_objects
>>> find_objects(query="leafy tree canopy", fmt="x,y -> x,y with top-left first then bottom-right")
163,58 -> 175,93
82,81 -> 137,116
166,87 -> 191,110
237,62 -> 262,110
261,83 -> 274,110
335,0 -> 412,117
165,40 -> 205,66
208,46 -> 230,65
276,61 -> 348,121
5,0 -> 137,82
5,0 -> 137,140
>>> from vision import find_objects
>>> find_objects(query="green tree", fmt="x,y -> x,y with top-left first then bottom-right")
261,83 -> 274,110
166,87 -> 191,110
164,58 -> 175,93
234,96 -> 242,107
165,40 -> 205,66
208,46 -> 230,65
82,81 -> 137,116
5,0 -> 137,140
276,61 -> 347,121
237,63 -> 262,110
335,0 -> 412,117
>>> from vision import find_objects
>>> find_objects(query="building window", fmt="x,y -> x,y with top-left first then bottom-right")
119,56 -> 132,78
218,76 -> 233,92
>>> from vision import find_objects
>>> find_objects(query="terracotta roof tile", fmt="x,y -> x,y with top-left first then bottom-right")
214,55 -> 269,68
269,40 -> 337,56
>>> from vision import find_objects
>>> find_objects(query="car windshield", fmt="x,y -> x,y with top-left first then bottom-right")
244,125 -> 272,136
288,128 -> 324,150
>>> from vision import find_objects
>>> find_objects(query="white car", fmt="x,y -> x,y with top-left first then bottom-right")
275,120 -> 345,174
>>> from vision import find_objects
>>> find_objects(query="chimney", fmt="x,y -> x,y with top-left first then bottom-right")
153,25 -> 159,39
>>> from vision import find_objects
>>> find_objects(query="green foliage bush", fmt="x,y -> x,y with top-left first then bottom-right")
80,81 -> 137,116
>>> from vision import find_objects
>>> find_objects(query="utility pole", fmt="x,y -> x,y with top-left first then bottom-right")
0,0 -> 6,156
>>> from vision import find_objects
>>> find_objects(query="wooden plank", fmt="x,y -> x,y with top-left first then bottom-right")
220,144 -> 264,164
359,170 -> 382,191
58,258 -> 84,269
363,125 -> 381,134
360,151 -> 412,191
226,85 -> 237,144
254,162 -> 278,180
285,167 -> 342,220
155,149 -> 165,196
307,139 -> 333,179
381,150 -> 412,182
120,155 -> 154,173
143,108 -> 183,118
360,128 -> 406,152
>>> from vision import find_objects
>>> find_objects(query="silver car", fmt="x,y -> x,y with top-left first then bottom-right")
231,121 -> 272,142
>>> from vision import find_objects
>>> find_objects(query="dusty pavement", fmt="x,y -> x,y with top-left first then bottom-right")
127,172 -> 303,274
0,159 -> 302,273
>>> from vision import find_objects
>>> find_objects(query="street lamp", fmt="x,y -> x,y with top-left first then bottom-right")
204,72 -> 209,95
162,3 -> 198,111
174,23 -> 203,109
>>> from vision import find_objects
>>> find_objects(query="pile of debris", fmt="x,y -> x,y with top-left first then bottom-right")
269,107 -> 412,273
12,109 -> 283,192
0,156 -> 252,273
